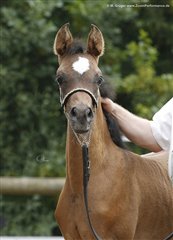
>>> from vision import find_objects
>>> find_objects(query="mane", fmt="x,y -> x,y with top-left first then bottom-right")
65,40 -> 125,149
66,39 -> 86,55
100,82 -> 126,149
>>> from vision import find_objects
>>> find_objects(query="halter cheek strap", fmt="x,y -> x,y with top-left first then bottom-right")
60,87 -> 99,108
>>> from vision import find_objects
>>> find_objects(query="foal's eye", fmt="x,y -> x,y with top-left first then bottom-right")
55,75 -> 64,85
96,76 -> 104,86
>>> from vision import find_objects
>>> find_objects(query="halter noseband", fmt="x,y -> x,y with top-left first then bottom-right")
60,87 -> 99,108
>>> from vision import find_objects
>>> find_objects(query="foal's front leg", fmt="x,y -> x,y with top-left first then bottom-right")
56,201 -> 82,240
55,185 -> 83,240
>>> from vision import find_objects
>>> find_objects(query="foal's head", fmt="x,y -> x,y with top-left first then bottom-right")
54,23 -> 104,134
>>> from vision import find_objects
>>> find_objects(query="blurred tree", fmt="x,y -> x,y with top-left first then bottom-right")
121,29 -> 173,117
0,0 -> 67,177
0,0 -> 67,235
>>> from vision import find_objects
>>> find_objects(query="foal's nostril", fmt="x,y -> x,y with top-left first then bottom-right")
71,107 -> 77,118
86,108 -> 93,120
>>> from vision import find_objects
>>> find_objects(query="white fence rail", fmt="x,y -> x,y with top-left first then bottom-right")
1,238 -> 64,240
0,177 -> 65,195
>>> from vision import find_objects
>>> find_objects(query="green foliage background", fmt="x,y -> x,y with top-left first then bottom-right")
0,0 -> 173,236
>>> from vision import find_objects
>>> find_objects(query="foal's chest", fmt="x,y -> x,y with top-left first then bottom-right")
66,191 -> 96,238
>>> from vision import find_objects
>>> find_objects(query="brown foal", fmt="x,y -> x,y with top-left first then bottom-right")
53,23 -> 173,240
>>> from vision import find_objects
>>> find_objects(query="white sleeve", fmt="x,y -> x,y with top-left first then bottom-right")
150,98 -> 173,151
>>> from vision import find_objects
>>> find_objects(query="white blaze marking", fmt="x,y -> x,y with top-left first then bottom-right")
72,57 -> 90,75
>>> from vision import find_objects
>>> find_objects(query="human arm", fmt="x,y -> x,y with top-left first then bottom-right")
101,98 -> 162,152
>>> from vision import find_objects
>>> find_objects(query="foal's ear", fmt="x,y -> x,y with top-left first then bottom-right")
53,23 -> 73,58
87,24 -> 104,59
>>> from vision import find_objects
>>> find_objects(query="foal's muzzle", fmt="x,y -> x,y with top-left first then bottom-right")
60,87 -> 98,134
70,104 -> 93,133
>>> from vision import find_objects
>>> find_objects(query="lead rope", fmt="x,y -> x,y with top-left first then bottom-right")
163,232 -> 173,240
82,144 -> 102,240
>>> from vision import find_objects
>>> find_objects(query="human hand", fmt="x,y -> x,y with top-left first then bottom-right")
101,97 -> 115,114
